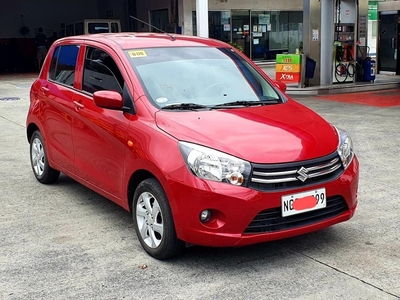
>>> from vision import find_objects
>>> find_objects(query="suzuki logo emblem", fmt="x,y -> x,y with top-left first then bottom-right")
297,167 -> 309,182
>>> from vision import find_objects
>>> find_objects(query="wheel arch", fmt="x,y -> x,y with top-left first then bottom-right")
127,169 -> 156,212
27,123 -> 40,143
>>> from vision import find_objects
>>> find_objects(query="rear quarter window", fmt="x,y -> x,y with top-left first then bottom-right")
49,45 -> 79,86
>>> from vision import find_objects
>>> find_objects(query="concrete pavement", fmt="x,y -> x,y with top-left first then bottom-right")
0,73 -> 399,299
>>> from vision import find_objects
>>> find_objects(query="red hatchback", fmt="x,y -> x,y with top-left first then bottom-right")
27,33 -> 359,259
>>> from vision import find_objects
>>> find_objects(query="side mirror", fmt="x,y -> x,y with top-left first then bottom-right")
93,90 -> 123,110
274,80 -> 287,93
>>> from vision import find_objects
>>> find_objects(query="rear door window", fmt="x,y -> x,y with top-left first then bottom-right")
49,45 -> 79,86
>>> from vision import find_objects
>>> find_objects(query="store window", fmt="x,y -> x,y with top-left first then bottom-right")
192,11 -> 231,43
192,10 -> 302,61
250,11 -> 271,60
231,10 -> 251,57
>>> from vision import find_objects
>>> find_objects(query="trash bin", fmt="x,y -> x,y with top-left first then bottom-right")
305,57 -> 316,79
363,58 -> 376,82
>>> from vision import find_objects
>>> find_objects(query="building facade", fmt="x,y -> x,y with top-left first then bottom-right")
136,0 -> 303,61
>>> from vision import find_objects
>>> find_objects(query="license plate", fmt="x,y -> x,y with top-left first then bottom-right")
281,188 -> 326,217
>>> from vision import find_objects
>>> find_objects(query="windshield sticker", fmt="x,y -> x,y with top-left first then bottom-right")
128,50 -> 147,58
156,97 -> 169,104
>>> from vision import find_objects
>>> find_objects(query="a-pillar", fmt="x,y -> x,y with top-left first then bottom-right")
196,0 -> 208,37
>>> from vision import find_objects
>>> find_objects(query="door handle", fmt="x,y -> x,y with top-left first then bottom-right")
73,100 -> 85,110
392,38 -> 396,49
40,86 -> 49,94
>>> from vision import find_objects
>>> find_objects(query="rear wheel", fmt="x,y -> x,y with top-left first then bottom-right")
133,178 -> 184,259
30,130 -> 60,184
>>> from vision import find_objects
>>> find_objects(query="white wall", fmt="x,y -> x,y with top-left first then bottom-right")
0,0 -> 100,38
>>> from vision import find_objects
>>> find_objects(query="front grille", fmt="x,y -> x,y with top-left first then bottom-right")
244,195 -> 348,234
249,152 -> 343,191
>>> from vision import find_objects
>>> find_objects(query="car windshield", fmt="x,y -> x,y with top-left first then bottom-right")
125,47 -> 282,109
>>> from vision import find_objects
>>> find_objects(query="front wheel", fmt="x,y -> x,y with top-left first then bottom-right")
133,178 -> 184,259
30,130 -> 60,184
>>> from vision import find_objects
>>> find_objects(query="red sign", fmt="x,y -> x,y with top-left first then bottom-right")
276,72 -> 300,83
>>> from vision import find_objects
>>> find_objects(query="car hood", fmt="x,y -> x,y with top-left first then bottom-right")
155,101 -> 339,163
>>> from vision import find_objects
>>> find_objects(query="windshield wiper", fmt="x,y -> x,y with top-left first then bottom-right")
161,103 -> 211,110
212,100 -> 276,108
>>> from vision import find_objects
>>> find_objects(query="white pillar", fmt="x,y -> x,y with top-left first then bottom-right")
320,0 -> 334,85
196,0 -> 208,37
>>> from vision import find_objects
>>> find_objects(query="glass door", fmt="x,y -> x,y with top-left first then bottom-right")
231,10 -> 251,58
250,11 -> 271,61
378,11 -> 398,74
209,11 -> 231,43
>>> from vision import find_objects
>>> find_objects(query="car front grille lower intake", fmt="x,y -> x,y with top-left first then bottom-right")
249,152 -> 343,191
244,195 -> 348,234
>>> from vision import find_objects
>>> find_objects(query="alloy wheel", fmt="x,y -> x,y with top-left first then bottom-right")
31,137 -> 45,176
136,191 -> 164,248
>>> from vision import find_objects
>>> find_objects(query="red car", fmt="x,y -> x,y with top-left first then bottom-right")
26,33 -> 359,259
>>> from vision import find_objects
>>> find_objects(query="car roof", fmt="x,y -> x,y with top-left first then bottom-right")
58,32 -> 230,50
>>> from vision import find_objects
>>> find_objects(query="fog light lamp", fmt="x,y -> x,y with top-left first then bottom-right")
200,210 -> 212,223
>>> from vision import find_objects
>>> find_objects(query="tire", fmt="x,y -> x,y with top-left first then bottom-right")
133,178 -> 184,259
30,130 -> 60,184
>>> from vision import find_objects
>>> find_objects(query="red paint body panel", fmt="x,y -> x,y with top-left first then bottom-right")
155,100 -> 338,163
33,79 -> 75,173
26,33 -> 360,249
166,157 -> 359,247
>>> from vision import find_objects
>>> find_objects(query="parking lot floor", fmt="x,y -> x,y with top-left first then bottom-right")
0,73 -> 400,299
315,89 -> 400,107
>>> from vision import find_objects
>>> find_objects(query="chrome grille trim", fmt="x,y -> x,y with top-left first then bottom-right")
252,177 -> 298,184
306,157 -> 340,172
253,170 -> 297,177
249,152 -> 344,191
307,164 -> 341,178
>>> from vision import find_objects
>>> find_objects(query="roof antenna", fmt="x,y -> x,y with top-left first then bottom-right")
129,15 -> 176,41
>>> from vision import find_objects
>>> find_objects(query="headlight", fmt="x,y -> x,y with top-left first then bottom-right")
179,141 -> 251,186
335,127 -> 354,169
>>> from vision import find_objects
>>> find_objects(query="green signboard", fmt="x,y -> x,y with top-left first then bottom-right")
368,1 -> 378,21
276,54 -> 301,65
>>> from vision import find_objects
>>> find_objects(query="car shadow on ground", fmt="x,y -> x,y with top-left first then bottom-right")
50,174 -> 350,267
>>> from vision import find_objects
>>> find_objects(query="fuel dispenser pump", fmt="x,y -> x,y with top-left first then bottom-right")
332,0 -> 358,83
333,24 -> 356,83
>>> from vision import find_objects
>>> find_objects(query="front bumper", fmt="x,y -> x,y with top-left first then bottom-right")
166,156 -> 359,247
